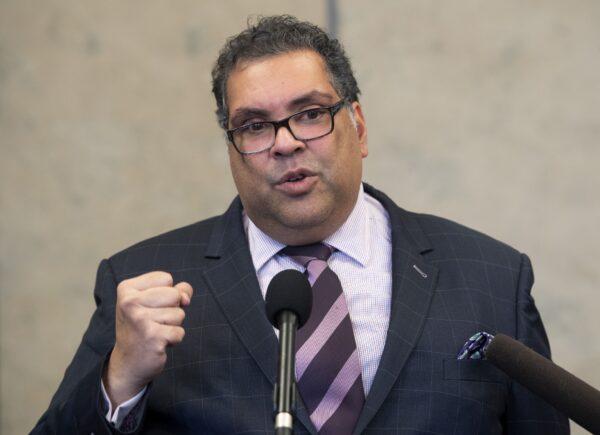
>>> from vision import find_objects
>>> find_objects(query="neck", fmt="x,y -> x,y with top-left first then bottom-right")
261,219 -> 344,246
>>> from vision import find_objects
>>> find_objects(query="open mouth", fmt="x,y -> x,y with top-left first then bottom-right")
285,174 -> 307,183
278,169 -> 314,185
276,169 -> 317,195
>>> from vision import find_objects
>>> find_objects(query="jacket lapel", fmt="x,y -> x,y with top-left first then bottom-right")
198,197 -> 278,384
353,185 -> 439,434
198,197 -> 317,434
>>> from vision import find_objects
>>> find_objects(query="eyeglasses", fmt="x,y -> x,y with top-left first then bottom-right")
226,100 -> 346,155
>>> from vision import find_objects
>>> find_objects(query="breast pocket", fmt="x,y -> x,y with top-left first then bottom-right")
443,359 -> 507,383
442,358 -> 509,420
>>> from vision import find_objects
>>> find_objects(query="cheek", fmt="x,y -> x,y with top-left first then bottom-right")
325,133 -> 362,175
229,154 -> 269,192
229,153 -> 251,190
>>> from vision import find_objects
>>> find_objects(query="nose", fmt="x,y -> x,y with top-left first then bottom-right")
269,125 -> 305,157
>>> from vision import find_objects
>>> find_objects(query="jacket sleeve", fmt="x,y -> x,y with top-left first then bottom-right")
31,259 -> 145,435
503,253 -> 570,434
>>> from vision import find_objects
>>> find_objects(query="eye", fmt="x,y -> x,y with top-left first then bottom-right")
241,122 -> 269,135
249,123 -> 266,132
295,108 -> 326,123
306,109 -> 323,119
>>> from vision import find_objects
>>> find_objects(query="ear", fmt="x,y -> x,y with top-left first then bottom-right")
351,101 -> 368,158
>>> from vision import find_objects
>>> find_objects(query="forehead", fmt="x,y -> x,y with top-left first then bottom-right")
226,50 -> 339,115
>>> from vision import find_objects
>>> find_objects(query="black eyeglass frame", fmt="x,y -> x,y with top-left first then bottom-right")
226,100 -> 347,155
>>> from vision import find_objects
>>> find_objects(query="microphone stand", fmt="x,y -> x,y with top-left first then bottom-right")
274,311 -> 298,435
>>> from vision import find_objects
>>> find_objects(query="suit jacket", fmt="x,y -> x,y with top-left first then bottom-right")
33,184 -> 569,434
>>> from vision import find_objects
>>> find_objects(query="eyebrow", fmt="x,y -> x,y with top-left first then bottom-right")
229,90 -> 337,128
287,90 -> 337,110
229,109 -> 270,128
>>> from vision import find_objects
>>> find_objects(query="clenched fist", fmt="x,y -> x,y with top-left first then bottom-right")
103,271 -> 193,407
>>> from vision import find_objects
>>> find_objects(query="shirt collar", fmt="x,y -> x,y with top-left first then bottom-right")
323,183 -> 370,267
244,183 -> 371,272
244,214 -> 287,274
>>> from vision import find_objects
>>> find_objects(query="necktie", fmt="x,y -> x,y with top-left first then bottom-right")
281,243 -> 365,434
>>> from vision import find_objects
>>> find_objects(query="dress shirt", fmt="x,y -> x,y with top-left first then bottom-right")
246,183 -> 393,394
101,381 -> 146,426
102,182 -> 393,426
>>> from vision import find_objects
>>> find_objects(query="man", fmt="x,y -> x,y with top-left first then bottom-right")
33,15 -> 569,434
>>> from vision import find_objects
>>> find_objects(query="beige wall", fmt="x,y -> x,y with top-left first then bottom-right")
1,1 -> 598,433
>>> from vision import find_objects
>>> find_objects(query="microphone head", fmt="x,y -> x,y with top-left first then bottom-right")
265,269 -> 312,329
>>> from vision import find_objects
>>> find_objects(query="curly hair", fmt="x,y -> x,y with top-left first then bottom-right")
211,15 -> 360,129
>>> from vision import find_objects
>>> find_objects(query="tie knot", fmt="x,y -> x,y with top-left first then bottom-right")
281,242 -> 333,267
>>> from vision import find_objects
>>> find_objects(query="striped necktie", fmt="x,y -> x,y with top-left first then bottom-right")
281,243 -> 365,434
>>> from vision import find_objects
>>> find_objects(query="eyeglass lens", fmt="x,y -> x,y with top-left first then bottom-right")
233,107 -> 333,153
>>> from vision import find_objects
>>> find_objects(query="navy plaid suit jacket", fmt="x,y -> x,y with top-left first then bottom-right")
33,184 -> 569,434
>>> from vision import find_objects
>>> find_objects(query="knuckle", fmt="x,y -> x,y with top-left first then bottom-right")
167,309 -> 185,325
175,326 -> 185,341
119,293 -> 137,311
167,326 -> 185,344
117,293 -> 131,309
153,341 -> 166,355
178,281 -> 193,292
153,271 -> 173,286
117,279 -> 132,294
128,307 -> 143,324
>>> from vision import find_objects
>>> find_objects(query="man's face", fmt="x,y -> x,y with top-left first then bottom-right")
225,50 -> 368,245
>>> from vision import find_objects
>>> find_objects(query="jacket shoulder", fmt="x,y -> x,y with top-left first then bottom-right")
365,183 -> 523,263
106,215 -> 221,277
412,211 -> 524,266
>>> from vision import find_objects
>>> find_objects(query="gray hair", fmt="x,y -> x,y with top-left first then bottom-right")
211,15 -> 361,130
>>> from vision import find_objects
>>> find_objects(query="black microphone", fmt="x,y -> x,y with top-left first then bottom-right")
265,269 -> 312,435
485,333 -> 600,434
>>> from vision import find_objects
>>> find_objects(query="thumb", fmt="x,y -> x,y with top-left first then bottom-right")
174,282 -> 193,306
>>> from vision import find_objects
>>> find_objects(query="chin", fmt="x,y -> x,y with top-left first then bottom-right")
277,205 -> 332,231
